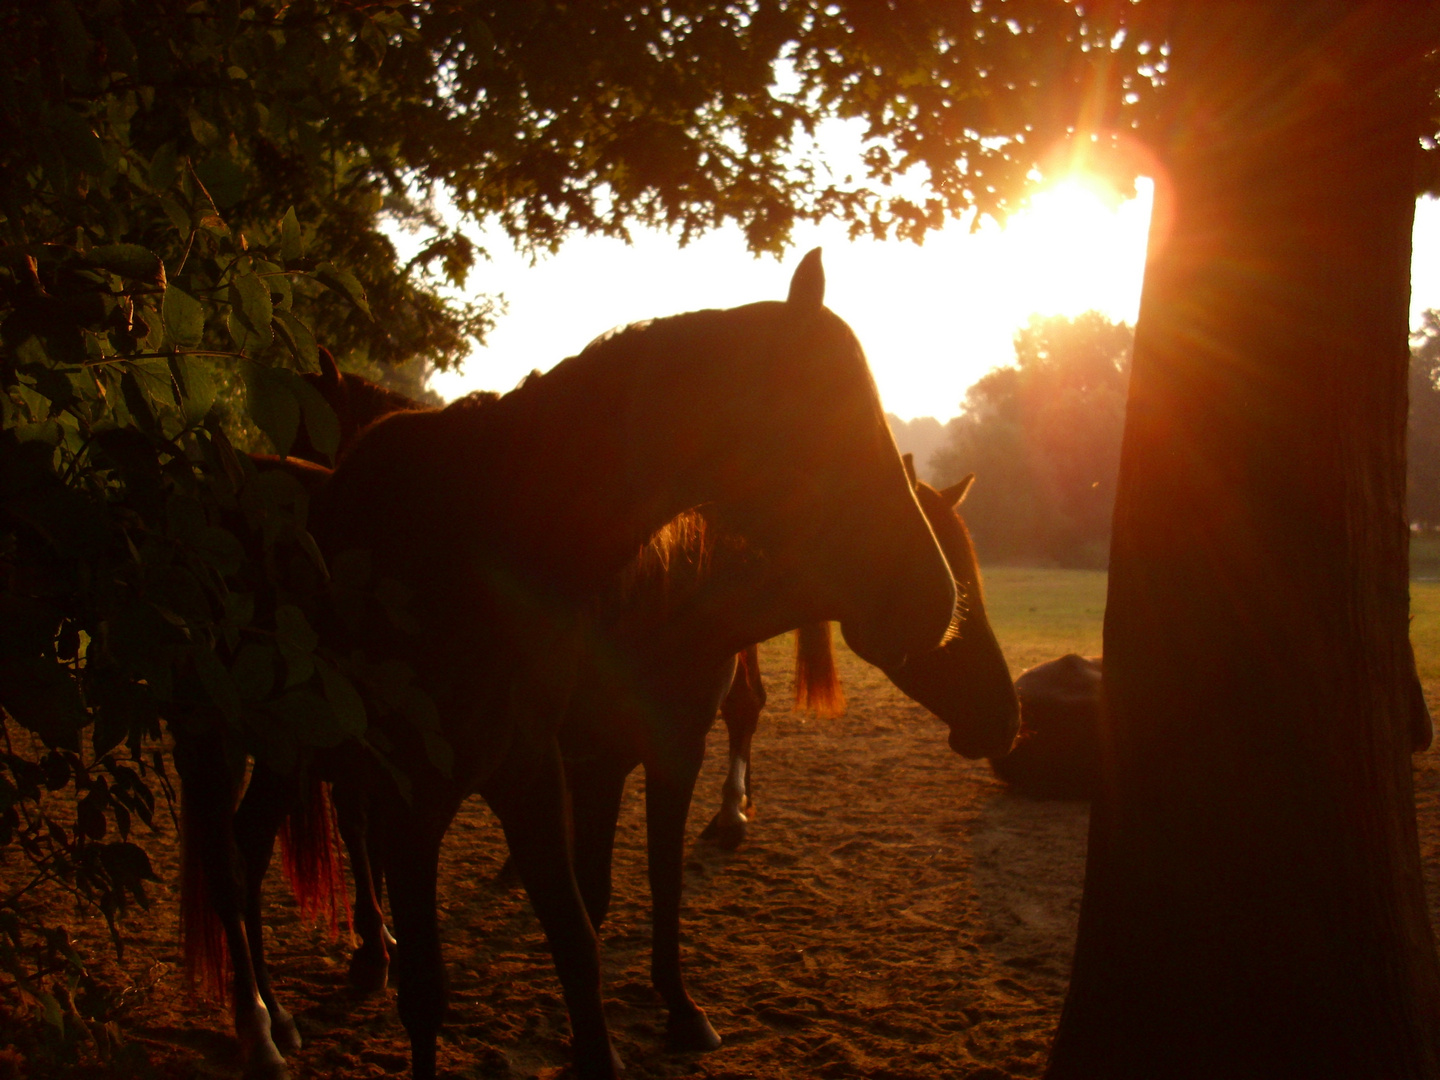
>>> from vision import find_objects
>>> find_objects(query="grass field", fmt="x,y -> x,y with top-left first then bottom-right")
979,566 -> 1107,675
984,565 -> 1440,713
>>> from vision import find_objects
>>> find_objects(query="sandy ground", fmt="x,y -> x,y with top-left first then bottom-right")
10,631 -> 1440,1080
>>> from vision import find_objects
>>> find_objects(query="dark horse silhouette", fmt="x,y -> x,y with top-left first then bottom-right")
289,371 -> 1016,1052
540,466 -> 1018,1055
701,456 -> 1020,848
197,358 -> 1017,1072
300,250 -> 955,1080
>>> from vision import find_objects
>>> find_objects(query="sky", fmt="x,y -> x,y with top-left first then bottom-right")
416,188 -> 1440,423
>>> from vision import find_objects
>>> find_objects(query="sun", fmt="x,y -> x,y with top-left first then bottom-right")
990,175 -> 1152,322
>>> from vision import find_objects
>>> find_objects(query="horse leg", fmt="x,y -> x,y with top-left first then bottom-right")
333,782 -> 394,992
233,763 -> 302,1055
646,754 -> 721,1052
566,757 -> 632,932
173,735 -> 289,1078
488,740 -> 620,1080
701,648 -> 761,850
383,803 -> 450,1080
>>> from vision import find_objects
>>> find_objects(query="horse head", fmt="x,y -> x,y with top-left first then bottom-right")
634,249 -> 957,671
884,474 -> 1020,759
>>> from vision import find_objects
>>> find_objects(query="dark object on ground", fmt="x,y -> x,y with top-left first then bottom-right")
990,654 -> 1102,801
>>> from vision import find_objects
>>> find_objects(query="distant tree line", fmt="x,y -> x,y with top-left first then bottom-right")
932,311 -> 1133,568
931,307 -> 1440,568
1411,310 -> 1440,530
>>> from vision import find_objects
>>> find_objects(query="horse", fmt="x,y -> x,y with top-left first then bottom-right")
304,249 -> 955,1080
700,455 -> 1020,848
542,464 -> 1019,1056
230,367 -> 1016,1065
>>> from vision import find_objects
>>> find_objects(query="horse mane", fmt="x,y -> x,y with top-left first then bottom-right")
914,479 -> 979,647
794,620 -> 845,717
612,509 -> 712,614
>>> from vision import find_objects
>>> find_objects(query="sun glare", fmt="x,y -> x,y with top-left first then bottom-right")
993,177 -> 1150,321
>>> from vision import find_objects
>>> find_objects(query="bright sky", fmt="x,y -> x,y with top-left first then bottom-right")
420,187 -> 1440,423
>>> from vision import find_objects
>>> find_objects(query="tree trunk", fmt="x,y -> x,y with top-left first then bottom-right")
1047,5 -> 1440,1077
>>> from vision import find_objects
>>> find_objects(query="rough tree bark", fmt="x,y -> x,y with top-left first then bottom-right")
1047,5 -> 1440,1077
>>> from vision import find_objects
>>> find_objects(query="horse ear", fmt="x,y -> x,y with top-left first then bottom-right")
787,248 -> 825,310
902,453 -> 917,488
941,473 -> 975,507
318,347 -> 341,391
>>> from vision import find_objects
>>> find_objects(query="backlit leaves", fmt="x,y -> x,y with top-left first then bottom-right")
161,287 -> 205,349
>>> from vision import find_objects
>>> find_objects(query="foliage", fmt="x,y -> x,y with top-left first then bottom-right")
357,0 -> 1158,251
933,311 -> 1132,567
0,0 -> 465,1052
1411,310 -> 1440,529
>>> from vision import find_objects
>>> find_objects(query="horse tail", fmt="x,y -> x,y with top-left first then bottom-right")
179,791 -> 229,1000
278,774 -> 351,938
794,621 -> 845,717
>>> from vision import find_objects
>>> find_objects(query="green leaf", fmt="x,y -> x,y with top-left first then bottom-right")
281,207 -> 303,264
120,371 -> 157,434
228,272 -> 273,351
272,309 -> 318,371
171,354 -> 216,425
256,261 -> 292,310
35,989 -> 65,1032
292,377 -> 340,459
160,196 -> 191,235
188,108 -> 221,148
162,286 -> 205,348
130,358 -> 177,411
241,363 -> 300,455
313,262 -> 372,319
148,143 -> 179,190
87,244 -> 164,283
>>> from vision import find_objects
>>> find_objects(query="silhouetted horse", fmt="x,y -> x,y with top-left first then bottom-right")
210,360 -> 1017,1069
700,457 -> 1020,848
306,250 -> 955,1080
547,469 -> 1018,1054
174,362 -> 502,1074
169,449 -> 341,1073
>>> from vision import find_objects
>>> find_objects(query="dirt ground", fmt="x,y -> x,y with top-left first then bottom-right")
12,632 -> 1440,1080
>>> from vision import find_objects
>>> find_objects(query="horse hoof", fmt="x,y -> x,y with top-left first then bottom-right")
242,1049 -> 290,1080
666,1009 -> 722,1053
348,950 -> 390,994
699,816 -> 747,851
270,1008 -> 302,1055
